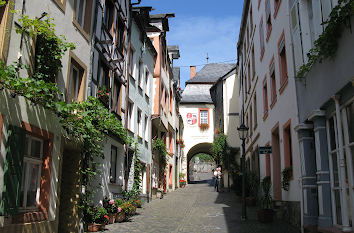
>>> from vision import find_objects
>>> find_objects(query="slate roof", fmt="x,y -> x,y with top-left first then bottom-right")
186,63 -> 236,84
180,84 -> 214,104
181,63 -> 236,104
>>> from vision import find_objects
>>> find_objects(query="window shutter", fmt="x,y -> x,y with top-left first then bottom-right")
1,125 -> 26,215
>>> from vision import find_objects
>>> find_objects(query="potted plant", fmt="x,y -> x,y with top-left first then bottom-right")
257,176 -> 274,223
88,207 -> 109,231
179,179 -> 186,188
199,123 -> 209,131
282,167 -> 292,191
97,86 -> 110,106
106,199 -> 117,224
246,171 -> 259,206
114,199 -> 126,222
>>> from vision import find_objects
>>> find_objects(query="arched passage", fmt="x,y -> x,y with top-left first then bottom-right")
186,143 -> 213,182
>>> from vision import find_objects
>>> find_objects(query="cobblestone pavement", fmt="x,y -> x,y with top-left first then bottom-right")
105,179 -> 301,233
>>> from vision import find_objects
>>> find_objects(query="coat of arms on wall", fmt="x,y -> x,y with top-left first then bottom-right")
187,113 -> 197,125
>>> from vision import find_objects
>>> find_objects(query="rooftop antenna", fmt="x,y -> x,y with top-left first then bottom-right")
206,53 -> 209,64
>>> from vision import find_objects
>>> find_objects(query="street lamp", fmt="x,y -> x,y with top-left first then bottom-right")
237,123 -> 249,221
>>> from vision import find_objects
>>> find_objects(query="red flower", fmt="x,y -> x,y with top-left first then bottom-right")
106,93 -> 109,96
104,215 -> 109,220
98,90 -> 101,93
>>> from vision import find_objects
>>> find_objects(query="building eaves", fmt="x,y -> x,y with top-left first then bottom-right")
186,63 -> 236,84
237,0 -> 251,53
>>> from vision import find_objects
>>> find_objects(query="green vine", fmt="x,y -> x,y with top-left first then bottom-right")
281,167 -> 292,191
0,14 -> 131,220
133,143 -> 142,193
211,133 -> 228,165
297,0 -> 354,77
152,138 -> 167,187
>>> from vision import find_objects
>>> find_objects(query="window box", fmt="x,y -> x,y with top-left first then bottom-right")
199,123 -> 209,131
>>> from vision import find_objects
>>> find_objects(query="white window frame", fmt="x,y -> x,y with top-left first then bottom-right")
145,68 -> 150,97
144,115 -> 148,142
137,109 -> 142,137
20,135 -> 43,211
129,47 -> 135,78
127,101 -> 134,132
138,60 -> 143,89
69,64 -> 80,103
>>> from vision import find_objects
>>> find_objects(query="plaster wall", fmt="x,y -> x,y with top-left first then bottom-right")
239,0 -> 301,202
180,104 -> 214,173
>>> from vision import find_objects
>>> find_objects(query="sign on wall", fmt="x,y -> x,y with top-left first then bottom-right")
187,113 -> 197,125
259,146 -> 272,154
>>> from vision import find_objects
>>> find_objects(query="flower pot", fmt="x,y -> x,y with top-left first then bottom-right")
109,213 -> 115,224
257,209 -> 274,223
99,223 -> 105,231
115,212 -> 125,223
87,223 -> 100,232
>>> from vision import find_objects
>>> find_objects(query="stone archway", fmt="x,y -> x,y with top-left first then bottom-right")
186,143 -> 213,182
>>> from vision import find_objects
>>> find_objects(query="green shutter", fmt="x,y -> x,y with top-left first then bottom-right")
1,125 -> 26,216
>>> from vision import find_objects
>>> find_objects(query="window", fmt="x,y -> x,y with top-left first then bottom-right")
278,34 -> 288,87
116,17 -> 125,54
144,116 -> 148,142
127,101 -> 134,131
200,110 -> 208,124
254,93 -> 258,128
67,58 -> 85,103
169,131 -> 173,153
145,69 -> 150,96
138,60 -> 143,88
20,135 -> 43,209
104,0 -> 114,34
259,19 -> 265,58
265,0 -> 272,40
170,89 -> 173,114
129,47 -> 135,77
283,120 -> 293,174
269,59 -> 277,105
110,145 -> 117,183
98,61 -> 110,90
263,77 -> 269,117
137,109 -> 142,137
74,0 -> 92,35
111,76 -> 122,114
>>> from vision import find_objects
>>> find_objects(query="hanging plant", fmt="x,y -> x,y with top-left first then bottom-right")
281,167 -> 292,191
297,0 -> 354,77
152,138 -> 167,187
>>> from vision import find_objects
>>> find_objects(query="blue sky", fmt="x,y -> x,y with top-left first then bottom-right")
140,0 -> 243,88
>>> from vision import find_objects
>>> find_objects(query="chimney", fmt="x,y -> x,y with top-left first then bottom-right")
190,66 -> 196,79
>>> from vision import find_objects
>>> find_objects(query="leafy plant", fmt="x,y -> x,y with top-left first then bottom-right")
211,133 -> 228,165
281,167 -> 292,191
152,138 -> 168,187
199,123 -> 209,130
93,207 -> 109,224
297,0 -> 354,77
260,176 -> 272,209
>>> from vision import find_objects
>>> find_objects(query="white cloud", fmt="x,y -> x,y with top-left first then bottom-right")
166,15 -> 241,87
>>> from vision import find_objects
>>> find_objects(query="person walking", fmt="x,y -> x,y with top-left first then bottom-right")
213,169 -> 218,192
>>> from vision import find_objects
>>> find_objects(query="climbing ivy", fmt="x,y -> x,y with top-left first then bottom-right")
152,138 -> 167,187
133,143 -> 143,193
297,0 -> 354,77
211,133 -> 228,165
0,15 -> 131,216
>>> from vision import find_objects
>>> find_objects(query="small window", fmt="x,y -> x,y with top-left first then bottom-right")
145,69 -> 150,96
137,109 -> 142,137
116,17 -> 125,54
74,0 -> 92,34
129,47 -> 135,77
104,0 -> 114,33
20,136 -> 43,209
278,36 -> 288,85
111,77 -> 122,114
283,122 -> 293,170
263,78 -> 268,115
270,67 -> 277,104
127,101 -> 134,131
138,60 -> 143,88
98,61 -> 110,90
144,115 -> 148,142
200,110 -> 208,124
68,60 -> 84,103
265,0 -> 272,39
110,145 -> 117,183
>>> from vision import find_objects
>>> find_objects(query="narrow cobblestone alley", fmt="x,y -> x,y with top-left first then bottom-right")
105,178 -> 300,233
